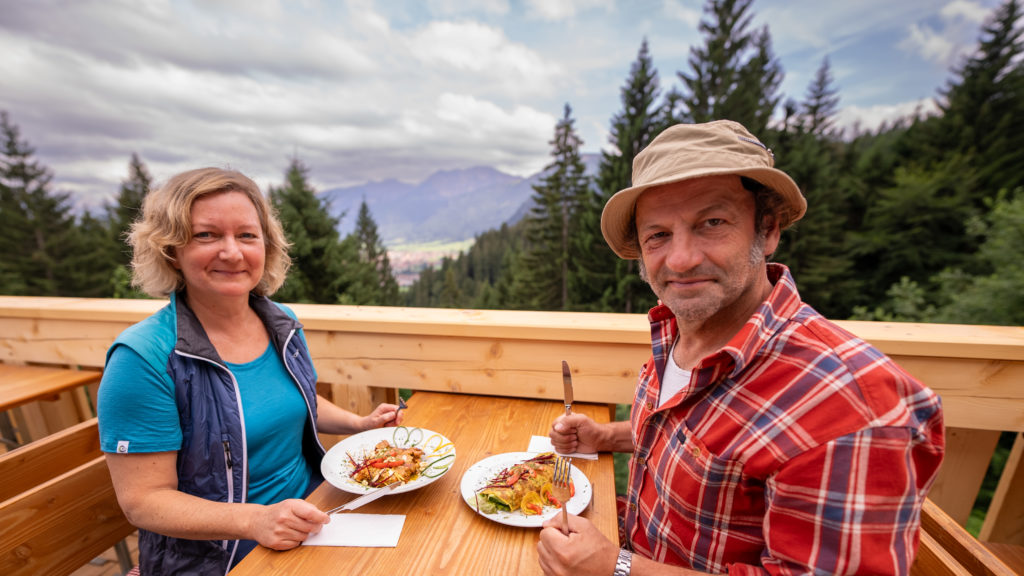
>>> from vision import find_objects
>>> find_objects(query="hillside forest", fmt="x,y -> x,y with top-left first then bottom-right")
1,0 -> 1022,328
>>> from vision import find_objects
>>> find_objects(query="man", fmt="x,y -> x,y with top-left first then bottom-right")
539,120 -> 944,576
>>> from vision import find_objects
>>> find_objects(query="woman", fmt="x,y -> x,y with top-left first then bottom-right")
98,167 -> 403,575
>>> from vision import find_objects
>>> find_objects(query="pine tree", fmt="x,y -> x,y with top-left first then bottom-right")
772,57 -> 858,317
934,0 -> 1024,199
0,111 -> 78,296
406,263 -> 437,308
514,104 -> 591,311
343,200 -> 400,305
439,266 -> 462,308
66,210 -> 122,297
577,39 -> 661,313
269,158 -> 347,304
675,0 -> 783,134
108,153 -> 152,267
800,57 -> 840,137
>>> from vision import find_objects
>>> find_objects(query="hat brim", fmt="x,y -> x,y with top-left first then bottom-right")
600,167 -> 806,259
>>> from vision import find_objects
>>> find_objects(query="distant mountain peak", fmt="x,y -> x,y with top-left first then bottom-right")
320,155 -> 599,245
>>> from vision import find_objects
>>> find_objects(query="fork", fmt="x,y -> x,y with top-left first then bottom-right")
553,455 -> 572,535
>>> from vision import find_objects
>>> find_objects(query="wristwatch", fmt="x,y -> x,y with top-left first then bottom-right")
612,548 -> 632,576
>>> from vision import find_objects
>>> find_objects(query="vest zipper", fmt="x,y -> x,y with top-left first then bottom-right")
222,435 -> 234,553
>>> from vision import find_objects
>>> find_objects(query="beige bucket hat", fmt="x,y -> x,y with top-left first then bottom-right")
600,120 -> 806,259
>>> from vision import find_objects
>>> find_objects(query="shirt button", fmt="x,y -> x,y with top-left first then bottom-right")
628,502 -> 637,512
645,401 -> 654,410
635,456 -> 645,467
691,446 -> 700,458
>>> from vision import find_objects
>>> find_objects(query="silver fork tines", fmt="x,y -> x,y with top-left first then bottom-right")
553,456 -> 572,535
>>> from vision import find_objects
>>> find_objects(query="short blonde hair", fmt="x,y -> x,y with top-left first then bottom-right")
128,167 -> 291,297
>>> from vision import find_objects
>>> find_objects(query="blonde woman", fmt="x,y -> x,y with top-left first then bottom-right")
98,167 -> 403,575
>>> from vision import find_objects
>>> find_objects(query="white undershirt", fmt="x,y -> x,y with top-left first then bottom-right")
659,340 -> 692,408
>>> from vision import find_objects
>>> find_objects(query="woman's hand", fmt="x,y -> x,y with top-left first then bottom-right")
250,499 -> 329,550
361,402 -> 403,430
315,395 -> 402,435
105,452 -> 328,546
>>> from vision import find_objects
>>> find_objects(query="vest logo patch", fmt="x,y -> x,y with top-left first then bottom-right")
117,440 -> 130,453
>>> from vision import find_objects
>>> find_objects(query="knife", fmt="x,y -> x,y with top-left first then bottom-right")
561,360 -> 574,417
325,482 -> 399,514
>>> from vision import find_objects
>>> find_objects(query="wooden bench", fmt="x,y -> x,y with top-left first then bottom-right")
912,497 -> 1022,575
0,417 -> 136,576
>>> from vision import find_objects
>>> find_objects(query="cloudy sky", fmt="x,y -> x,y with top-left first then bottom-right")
0,0 -> 1003,211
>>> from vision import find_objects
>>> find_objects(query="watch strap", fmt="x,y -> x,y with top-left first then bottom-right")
612,548 -> 632,576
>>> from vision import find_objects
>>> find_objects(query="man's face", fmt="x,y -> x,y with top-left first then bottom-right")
635,175 -> 779,331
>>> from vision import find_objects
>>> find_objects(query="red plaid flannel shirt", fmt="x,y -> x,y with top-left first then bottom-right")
623,264 -> 944,575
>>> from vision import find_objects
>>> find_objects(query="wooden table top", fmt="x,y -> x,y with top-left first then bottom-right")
0,364 -> 102,412
230,391 -> 619,576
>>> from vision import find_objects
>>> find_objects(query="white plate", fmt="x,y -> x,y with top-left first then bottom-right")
460,452 -> 592,528
321,426 -> 456,495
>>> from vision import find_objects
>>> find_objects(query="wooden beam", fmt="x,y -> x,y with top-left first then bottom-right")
929,427 -> 1001,526
981,432 -> 1024,544
912,498 -> 1017,576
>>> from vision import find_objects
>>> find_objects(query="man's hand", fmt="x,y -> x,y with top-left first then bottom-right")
549,413 -> 604,454
550,415 -> 633,454
537,513 -> 619,576
251,499 -> 329,550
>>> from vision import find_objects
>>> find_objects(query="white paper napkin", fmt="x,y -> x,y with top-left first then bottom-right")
302,513 -> 406,547
528,435 -> 599,460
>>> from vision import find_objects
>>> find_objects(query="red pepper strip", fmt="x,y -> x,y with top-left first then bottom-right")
370,460 -> 403,468
504,470 -> 522,487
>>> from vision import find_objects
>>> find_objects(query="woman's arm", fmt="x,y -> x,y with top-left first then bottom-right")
105,451 -> 328,550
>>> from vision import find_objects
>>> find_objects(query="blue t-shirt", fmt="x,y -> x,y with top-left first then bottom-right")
98,343 -> 312,506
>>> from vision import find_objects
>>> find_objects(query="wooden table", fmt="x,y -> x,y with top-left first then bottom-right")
0,364 -> 102,446
0,364 -> 102,412
230,391 -> 619,576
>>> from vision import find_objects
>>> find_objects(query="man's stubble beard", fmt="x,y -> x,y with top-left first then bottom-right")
637,235 -> 767,326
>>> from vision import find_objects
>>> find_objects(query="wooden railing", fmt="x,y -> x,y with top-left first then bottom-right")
2,295 -> 1023,552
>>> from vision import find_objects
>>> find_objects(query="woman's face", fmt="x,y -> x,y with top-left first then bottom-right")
174,190 -> 265,303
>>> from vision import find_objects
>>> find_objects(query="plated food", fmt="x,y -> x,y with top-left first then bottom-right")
472,452 -> 572,515
349,440 -> 426,488
460,452 -> 592,528
322,427 -> 456,495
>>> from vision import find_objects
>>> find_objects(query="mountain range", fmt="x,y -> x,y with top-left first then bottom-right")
321,153 -> 602,247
